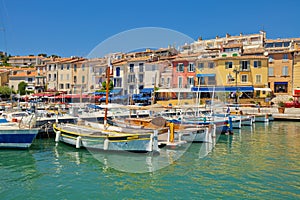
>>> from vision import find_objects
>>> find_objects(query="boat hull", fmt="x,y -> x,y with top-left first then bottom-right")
0,129 -> 39,148
53,123 -> 157,153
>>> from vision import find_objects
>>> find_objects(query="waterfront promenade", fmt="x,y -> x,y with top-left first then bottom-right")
239,107 -> 300,121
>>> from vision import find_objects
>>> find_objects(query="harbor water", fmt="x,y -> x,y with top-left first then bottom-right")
1,121 -> 300,199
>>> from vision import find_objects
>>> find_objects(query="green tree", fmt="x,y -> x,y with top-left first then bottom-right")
38,53 -> 47,57
101,80 -> 114,91
0,86 -> 14,98
18,81 -> 28,95
0,54 -> 10,66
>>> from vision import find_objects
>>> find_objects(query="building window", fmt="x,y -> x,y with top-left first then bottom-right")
167,78 -> 170,87
241,75 -> 248,83
28,78 -> 33,83
268,67 -> 274,76
225,62 -> 233,69
48,65 -> 51,71
67,64 -> 70,70
54,74 -> 57,81
128,74 -> 135,83
138,74 -> 143,83
161,78 -> 165,86
208,76 -> 216,85
74,76 -> 77,83
60,74 -> 63,81
269,55 -> 274,63
82,64 -> 85,71
114,78 -> 122,88
198,63 -> 204,70
188,63 -> 195,72
283,42 -> 290,47
48,74 -> 51,80
82,76 -> 85,83
129,64 -> 134,73
240,60 -> 250,71
66,84 -> 70,89
152,65 -> 156,71
198,77 -> 205,85
254,60 -> 261,68
208,62 -> 214,69
60,84 -> 64,89
139,63 -> 144,72
282,66 -> 288,76
178,76 -> 183,88
187,77 -> 194,87
227,74 -> 235,83
116,67 -> 120,77
283,54 -> 288,61
177,63 -> 184,72
74,64 -> 77,72
256,74 -> 261,83
66,74 -> 69,80
61,64 -> 64,70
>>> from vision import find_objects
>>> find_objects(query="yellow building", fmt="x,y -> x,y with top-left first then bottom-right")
292,40 -> 300,94
265,39 -> 294,95
56,57 -> 87,94
194,56 -> 269,98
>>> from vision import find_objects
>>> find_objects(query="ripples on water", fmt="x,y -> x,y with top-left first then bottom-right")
0,122 -> 300,199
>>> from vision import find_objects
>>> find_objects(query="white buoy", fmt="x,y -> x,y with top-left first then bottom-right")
76,136 -> 82,148
55,131 -> 61,142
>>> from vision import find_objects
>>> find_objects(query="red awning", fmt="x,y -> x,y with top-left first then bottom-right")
32,93 -> 55,97
55,94 -> 90,99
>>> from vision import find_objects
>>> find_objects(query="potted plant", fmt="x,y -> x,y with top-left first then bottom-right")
277,101 -> 285,113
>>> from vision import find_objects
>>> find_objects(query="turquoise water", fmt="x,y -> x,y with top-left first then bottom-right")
1,121 -> 300,199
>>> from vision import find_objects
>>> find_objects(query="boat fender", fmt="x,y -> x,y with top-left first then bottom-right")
104,139 -> 109,150
76,136 -> 82,149
55,131 -> 61,142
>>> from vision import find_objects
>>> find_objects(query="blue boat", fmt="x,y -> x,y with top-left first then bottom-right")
168,116 -> 232,135
0,125 -> 39,149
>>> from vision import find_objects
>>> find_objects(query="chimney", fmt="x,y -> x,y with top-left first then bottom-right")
226,33 -> 231,38
198,36 -> 202,41
240,32 -> 243,36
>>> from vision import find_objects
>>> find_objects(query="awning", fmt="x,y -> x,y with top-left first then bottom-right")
191,86 -> 254,92
196,74 -> 216,78
110,88 -> 122,95
93,89 -> 122,95
93,91 -> 106,95
32,93 -> 55,97
254,88 -> 272,92
140,88 -> 154,93
156,88 -> 192,93
87,104 -> 102,109
274,82 -> 288,85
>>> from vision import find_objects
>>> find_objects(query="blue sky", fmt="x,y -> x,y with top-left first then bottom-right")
0,0 -> 300,57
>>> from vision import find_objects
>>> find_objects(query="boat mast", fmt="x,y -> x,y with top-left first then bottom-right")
104,57 -> 112,126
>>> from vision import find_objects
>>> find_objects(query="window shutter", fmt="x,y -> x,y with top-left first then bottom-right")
239,61 -> 242,71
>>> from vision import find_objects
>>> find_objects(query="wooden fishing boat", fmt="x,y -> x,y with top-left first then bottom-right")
53,122 -> 159,153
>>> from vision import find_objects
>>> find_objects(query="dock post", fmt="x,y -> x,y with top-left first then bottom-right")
169,122 -> 174,143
